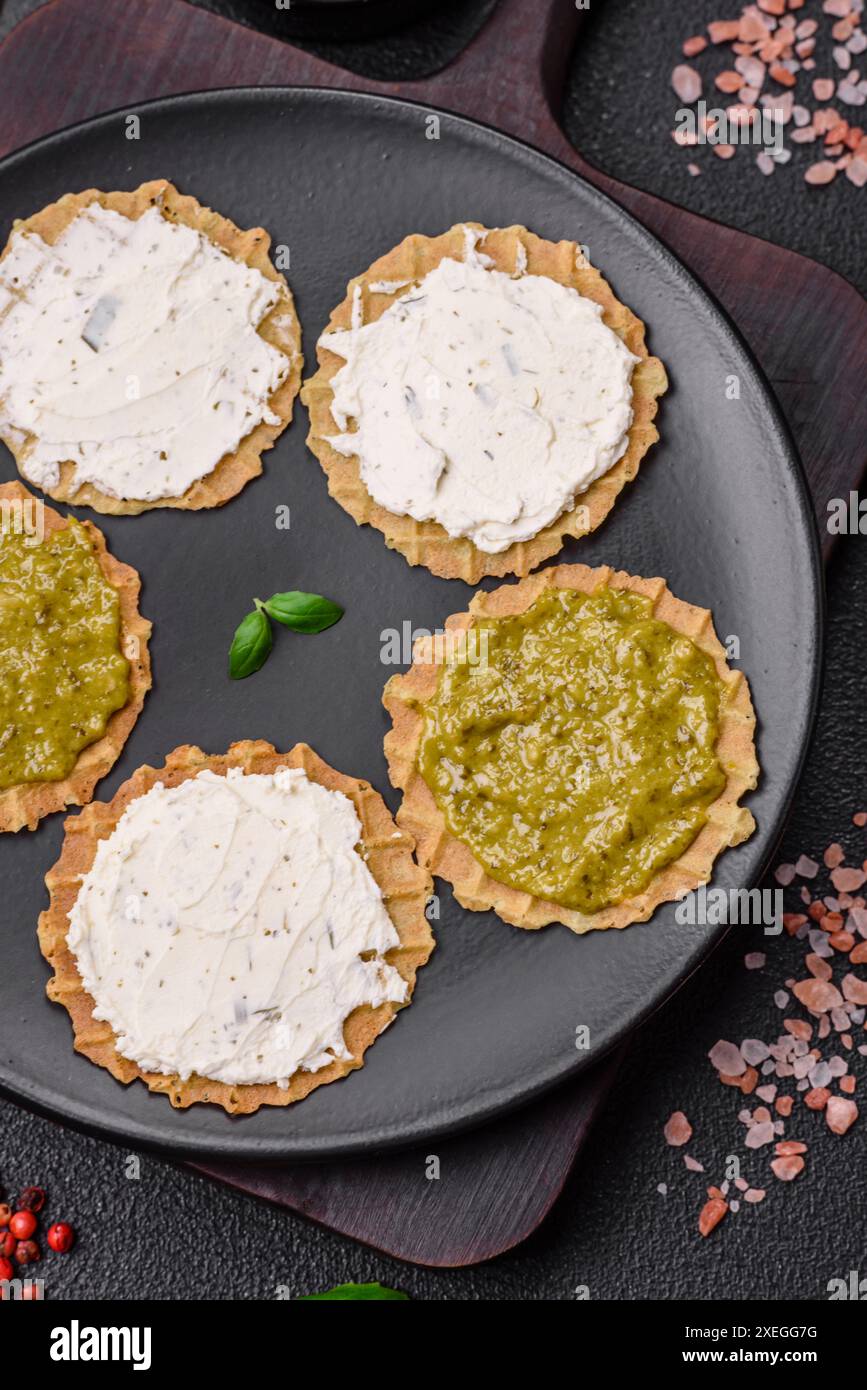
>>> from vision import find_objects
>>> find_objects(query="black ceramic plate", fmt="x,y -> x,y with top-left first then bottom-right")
0,89 -> 821,1159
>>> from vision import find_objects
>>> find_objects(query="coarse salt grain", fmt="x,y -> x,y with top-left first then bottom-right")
664,1110 -> 693,1146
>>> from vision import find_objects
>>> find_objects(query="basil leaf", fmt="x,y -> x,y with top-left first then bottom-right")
229,608 -> 272,679
298,1282 -> 408,1301
264,590 -> 343,635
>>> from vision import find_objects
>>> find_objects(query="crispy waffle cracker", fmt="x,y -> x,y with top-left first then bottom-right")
0,482 -> 151,833
38,741 -> 434,1113
383,564 -> 758,935
0,180 -> 302,514
302,223 -> 667,582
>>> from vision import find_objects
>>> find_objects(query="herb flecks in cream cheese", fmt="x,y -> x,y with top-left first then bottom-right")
418,587 -> 727,914
67,768 -> 406,1087
323,233 -> 638,553
0,520 -> 129,788
0,205 -> 290,501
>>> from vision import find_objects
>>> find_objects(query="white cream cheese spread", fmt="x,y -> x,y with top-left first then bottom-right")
67,767 -> 407,1087
0,204 -> 291,501
323,229 -> 639,553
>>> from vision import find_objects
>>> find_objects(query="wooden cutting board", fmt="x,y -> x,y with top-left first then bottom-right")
0,0 -> 862,1267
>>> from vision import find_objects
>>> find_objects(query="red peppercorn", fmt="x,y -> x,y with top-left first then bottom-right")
0,1204 -> 10,1228
0,1231 -> 16,1259
0,1255 -> 13,1281
14,1240 -> 40,1266
17,1187 -> 45,1214
46,1222 -> 74,1254
9,1210 -> 37,1241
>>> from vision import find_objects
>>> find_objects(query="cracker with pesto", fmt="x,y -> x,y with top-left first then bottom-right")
384,564 -> 757,935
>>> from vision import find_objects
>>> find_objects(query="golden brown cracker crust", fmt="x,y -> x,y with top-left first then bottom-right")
38,741 -> 435,1113
302,223 -> 667,582
383,563 -> 758,935
1,180 -> 302,514
0,482 -> 151,833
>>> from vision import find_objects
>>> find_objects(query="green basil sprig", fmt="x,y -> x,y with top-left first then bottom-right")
298,1282 -> 408,1301
263,591 -> 344,634
229,591 -> 343,680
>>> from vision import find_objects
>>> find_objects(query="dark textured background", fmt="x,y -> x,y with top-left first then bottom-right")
0,0 -> 864,1300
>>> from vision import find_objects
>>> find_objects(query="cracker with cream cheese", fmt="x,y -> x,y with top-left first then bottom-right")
0,180 -> 302,514
302,223 -> 667,582
0,481 -> 151,833
38,740 -> 434,1113
383,563 -> 758,935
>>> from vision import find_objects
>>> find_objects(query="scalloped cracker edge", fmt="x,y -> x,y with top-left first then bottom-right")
38,740 -> 435,1113
0,482 -> 152,832
383,564 -> 758,935
0,180 -> 302,514
302,223 -> 667,582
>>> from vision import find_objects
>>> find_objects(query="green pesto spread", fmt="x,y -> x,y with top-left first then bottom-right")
417,586 -> 727,914
0,519 -> 130,788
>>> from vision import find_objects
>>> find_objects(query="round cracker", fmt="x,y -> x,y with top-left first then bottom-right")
38,740 -> 435,1114
383,564 -> 758,935
302,223 -> 667,582
0,180 -> 302,514
0,481 -> 152,833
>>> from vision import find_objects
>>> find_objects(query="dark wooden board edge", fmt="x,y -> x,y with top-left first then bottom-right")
193,1051 -> 623,1268
0,0 -> 858,1267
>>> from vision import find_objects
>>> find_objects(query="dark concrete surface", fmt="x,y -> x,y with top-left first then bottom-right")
0,0 -> 864,1300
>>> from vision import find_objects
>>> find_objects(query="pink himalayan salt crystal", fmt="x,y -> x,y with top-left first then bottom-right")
847,158 -> 867,184
774,990 -> 790,1009
742,1039 -> 770,1064
771,1154 -> 805,1181
745,952 -> 766,969
684,1154 -> 705,1172
824,0 -> 853,17
744,1188 -> 766,1203
683,35 -> 708,57
756,1084 -> 777,1102
709,1040 -> 746,1075
664,1110 -> 693,1146
813,77 -> 836,100
657,1182 -> 668,1196
672,64 -> 702,103
806,953 -> 833,981
793,978 -> 844,1011
746,1121 -> 776,1149
826,1095 -> 858,1135
736,54 -> 768,86
805,161 -> 839,183
775,863 -> 797,885
831,866 -> 867,893
824,842 -> 846,868
795,854 -> 819,877
687,162 -> 702,176
842,973 -> 867,1005
849,906 -> 867,937
713,144 -> 737,158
